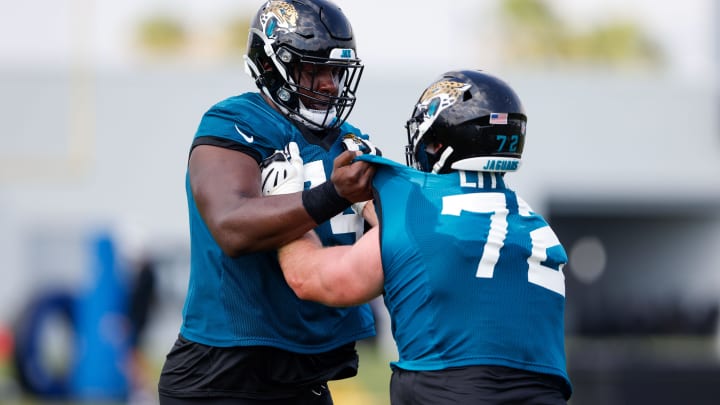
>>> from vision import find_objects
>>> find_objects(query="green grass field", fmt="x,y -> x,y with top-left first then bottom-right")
330,342 -> 393,405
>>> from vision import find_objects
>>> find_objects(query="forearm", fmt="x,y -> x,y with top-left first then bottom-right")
278,231 -> 340,303
191,144 -> 355,255
278,228 -> 383,307
212,192 -> 317,255
226,178 -> 356,253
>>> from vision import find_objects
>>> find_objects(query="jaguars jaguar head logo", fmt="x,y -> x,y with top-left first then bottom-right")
418,80 -> 471,120
410,80 -> 472,138
260,1 -> 299,39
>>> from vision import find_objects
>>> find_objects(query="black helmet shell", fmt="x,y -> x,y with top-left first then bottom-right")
406,70 -> 527,173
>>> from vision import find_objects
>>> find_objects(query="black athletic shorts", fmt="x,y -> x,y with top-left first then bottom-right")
390,365 -> 571,405
158,335 -> 359,404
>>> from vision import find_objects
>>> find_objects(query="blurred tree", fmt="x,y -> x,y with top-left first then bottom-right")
225,17 -> 251,56
133,14 -> 250,63
499,0 -> 663,68
136,16 -> 187,55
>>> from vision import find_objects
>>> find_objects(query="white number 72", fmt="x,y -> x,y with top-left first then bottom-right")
442,193 -> 565,296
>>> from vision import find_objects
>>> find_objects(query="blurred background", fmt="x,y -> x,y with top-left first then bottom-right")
1,0 -> 719,404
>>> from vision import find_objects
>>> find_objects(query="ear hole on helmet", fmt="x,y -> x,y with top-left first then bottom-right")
463,90 -> 472,101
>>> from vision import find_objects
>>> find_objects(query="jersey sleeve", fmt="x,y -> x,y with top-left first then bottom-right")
194,95 -> 293,162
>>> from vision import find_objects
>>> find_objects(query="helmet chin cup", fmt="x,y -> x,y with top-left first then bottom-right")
297,99 -> 337,130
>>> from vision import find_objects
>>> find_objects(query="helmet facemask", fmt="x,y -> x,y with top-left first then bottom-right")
283,48 -> 363,130
405,107 -> 440,172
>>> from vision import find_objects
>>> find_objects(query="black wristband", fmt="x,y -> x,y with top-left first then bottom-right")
302,181 -> 352,224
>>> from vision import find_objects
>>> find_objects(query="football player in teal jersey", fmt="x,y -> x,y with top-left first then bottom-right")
268,70 -> 573,404
158,1 -> 378,404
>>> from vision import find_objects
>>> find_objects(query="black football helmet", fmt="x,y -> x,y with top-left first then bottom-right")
405,70 -> 527,174
244,0 -> 363,130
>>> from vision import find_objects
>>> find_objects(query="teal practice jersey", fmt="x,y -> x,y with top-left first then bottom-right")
180,92 -> 375,352
358,154 -> 570,389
